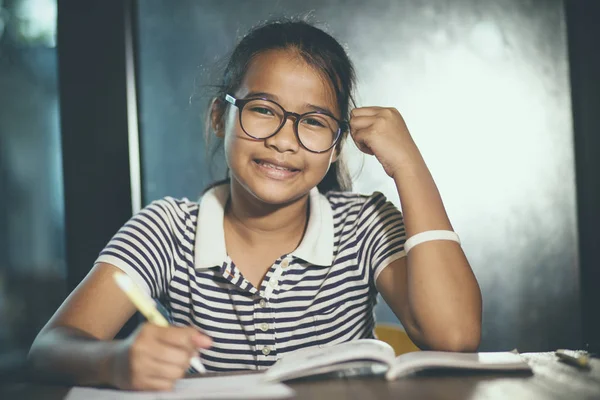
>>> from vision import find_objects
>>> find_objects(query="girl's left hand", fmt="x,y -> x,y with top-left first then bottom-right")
349,107 -> 422,178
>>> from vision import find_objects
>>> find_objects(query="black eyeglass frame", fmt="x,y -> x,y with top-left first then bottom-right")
224,94 -> 348,154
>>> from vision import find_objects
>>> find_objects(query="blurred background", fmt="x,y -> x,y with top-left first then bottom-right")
0,0 -> 598,374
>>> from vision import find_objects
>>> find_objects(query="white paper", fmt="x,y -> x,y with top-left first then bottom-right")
65,373 -> 294,400
264,339 -> 395,382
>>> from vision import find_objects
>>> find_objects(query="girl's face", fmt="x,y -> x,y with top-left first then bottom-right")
219,49 -> 340,206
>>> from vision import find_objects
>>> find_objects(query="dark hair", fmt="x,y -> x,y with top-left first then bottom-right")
207,18 -> 356,193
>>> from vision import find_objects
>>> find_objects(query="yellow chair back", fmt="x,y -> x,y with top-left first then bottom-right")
374,323 -> 420,356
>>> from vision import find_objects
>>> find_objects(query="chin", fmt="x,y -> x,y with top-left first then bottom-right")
246,179 -> 309,205
231,173 -> 311,207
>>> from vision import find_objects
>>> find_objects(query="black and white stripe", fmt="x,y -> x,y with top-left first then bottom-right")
96,185 -> 406,371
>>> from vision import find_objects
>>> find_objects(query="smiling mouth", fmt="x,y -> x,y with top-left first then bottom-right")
253,159 -> 300,172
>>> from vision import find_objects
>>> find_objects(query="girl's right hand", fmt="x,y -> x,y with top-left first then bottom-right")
109,323 -> 212,391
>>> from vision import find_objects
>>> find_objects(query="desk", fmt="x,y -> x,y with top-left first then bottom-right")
1,353 -> 599,400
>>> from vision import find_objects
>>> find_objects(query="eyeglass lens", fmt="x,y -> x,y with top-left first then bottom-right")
240,99 -> 339,152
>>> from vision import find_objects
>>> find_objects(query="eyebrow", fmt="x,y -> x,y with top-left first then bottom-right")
244,91 -> 337,117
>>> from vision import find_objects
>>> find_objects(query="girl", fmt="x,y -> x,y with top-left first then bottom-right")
29,19 -> 482,391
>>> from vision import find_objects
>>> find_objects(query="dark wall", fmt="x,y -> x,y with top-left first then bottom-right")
565,1 -> 600,354
57,0 -> 139,337
57,0 -> 133,290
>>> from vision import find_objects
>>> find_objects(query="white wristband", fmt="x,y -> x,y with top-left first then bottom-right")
404,230 -> 461,254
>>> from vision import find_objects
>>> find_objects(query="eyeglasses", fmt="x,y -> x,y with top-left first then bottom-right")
225,94 -> 348,153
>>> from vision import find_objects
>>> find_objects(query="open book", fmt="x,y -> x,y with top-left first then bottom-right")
264,339 -> 531,382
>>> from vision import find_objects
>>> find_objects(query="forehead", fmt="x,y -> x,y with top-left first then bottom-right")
237,49 -> 338,113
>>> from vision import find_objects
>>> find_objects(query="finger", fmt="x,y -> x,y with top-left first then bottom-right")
150,345 -> 193,367
190,330 -> 212,349
147,360 -> 188,381
349,115 -> 376,131
155,327 -> 211,352
128,354 -> 179,391
350,107 -> 383,118
348,128 -> 375,156
350,123 -> 376,142
355,142 -> 374,156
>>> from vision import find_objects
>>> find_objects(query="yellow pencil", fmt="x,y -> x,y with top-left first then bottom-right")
555,349 -> 590,369
113,272 -> 206,373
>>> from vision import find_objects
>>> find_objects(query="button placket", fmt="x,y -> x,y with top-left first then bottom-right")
256,257 -> 291,364
255,294 -> 275,365
263,257 -> 287,299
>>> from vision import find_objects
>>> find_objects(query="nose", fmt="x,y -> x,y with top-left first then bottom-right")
264,115 -> 299,153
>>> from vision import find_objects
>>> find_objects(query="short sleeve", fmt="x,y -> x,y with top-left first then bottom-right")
357,192 -> 407,282
95,197 -> 185,298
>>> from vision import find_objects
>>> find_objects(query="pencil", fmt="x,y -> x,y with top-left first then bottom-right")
113,272 -> 206,373
555,349 -> 591,369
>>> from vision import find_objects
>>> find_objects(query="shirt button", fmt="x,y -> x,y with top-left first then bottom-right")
281,260 -> 289,269
270,279 -> 279,288
259,299 -> 267,308
262,347 -> 271,356
260,323 -> 269,332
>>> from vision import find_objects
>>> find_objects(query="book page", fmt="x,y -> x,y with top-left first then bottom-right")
264,339 -> 396,382
65,373 -> 294,399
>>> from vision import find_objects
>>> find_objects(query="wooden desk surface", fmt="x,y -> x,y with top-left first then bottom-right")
1,353 -> 599,400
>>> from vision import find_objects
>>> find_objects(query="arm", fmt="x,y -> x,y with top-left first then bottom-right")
375,159 -> 482,351
350,107 -> 482,351
28,263 -> 136,386
28,263 -> 210,390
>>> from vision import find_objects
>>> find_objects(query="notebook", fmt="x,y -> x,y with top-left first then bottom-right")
263,339 -> 531,382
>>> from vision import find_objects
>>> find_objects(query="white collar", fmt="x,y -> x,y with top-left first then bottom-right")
194,183 -> 334,269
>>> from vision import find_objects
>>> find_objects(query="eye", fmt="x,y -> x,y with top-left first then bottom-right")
249,106 -> 274,116
302,117 -> 326,128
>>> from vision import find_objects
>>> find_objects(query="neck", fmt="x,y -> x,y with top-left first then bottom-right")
225,181 -> 310,249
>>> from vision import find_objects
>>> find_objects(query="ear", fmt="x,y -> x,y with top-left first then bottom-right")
330,149 -> 339,163
210,98 -> 225,138
330,142 -> 342,163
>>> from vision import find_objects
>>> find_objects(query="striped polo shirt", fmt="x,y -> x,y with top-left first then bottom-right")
95,183 -> 406,371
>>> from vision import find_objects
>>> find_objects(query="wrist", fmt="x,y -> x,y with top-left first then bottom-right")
389,157 -> 429,182
101,340 -> 127,388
